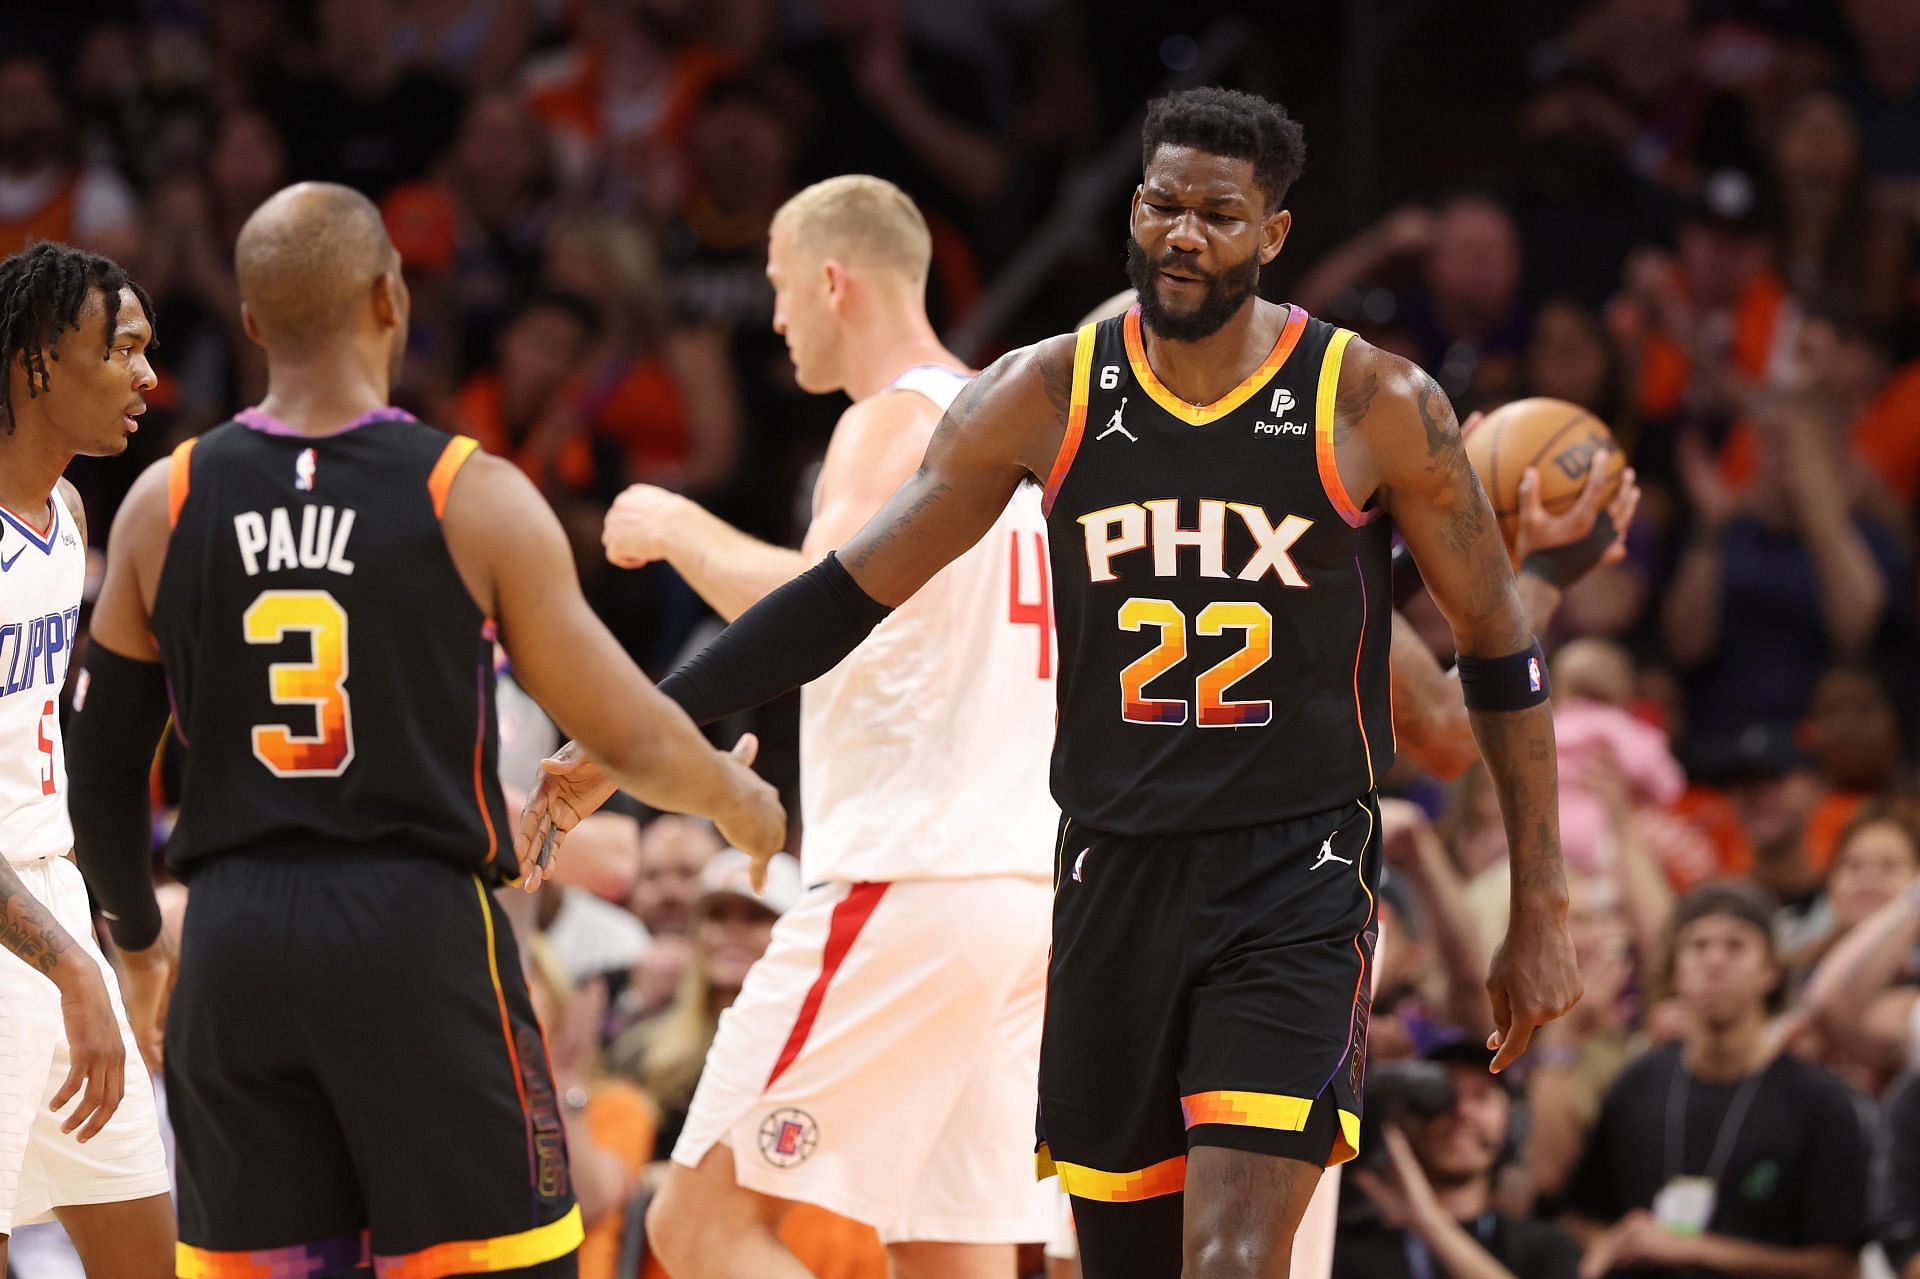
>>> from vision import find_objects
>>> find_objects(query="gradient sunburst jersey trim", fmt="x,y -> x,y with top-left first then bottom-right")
1180,1090 -> 1365,1166
178,1208 -> 585,1279
177,1232 -> 371,1279
1037,1144 -> 1187,1202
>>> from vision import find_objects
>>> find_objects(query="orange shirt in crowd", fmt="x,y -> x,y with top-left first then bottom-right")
579,1082 -> 658,1279
1636,271 -> 1789,423
1715,361 -> 1920,500
526,44 -> 737,156
450,371 -> 597,492
580,358 -> 691,482
0,173 -> 76,258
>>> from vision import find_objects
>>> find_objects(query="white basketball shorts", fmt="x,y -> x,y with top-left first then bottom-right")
673,875 -> 1056,1244
0,855 -> 169,1233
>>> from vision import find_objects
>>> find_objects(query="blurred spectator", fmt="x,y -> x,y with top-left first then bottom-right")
787,0 -> 1012,230
1298,195 -> 1529,409
1839,0 -> 1920,185
450,287 -> 608,497
1663,389 -> 1908,748
1523,299 -> 1625,426
617,814 -> 725,1031
0,53 -> 138,261
1527,879 -> 1643,1202
1552,639 -> 1686,878
1768,89 -> 1910,324
1565,881 -> 1869,1279
1337,1041 -> 1581,1279
1379,798 -> 1496,1046
391,0 -> 534,89
385,89 -> 558,385
543,213 -> 742,497
1622,169 -> 1789,434
139,107 -> 289,429
1798,662 -> 1907,873
1875,1069 -> 1920,1279
1508,65 -> 1676,312
525,934 -> 657,1279
1802,811 -> 1920,1081
521,0 -> 737,209
263,0 -> 466,200
609,848 -> 799,1159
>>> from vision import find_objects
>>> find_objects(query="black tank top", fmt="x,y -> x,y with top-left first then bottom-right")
1042,307 -> 1393,835
151,409 -> 515,880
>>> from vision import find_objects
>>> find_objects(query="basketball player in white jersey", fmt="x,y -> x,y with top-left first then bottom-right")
0,243 -> 172,1276
520,176 -> 1057,1278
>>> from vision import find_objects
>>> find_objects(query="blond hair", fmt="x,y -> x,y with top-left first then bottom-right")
772,175 -> 931,286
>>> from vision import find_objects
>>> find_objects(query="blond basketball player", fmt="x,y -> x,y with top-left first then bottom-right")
522,176 -> 1057,1278
0,242 -> 172,1276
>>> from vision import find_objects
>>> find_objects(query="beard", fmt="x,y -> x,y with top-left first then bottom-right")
1124,234 -> 1261,342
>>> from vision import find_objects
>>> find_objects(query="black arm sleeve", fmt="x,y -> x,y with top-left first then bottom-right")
657,552 -> 894,727
66,644 -> 171,951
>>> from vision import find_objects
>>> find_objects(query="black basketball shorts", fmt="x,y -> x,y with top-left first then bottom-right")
1036,794 -> 1382,1204
167,848 -> 579,1279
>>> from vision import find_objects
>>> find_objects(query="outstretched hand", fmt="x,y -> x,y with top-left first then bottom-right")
515,740 -> 619,892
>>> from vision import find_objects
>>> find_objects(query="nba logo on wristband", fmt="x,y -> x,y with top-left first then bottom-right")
1528,657 -> 1541,694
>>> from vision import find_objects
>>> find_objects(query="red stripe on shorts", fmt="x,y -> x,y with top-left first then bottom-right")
765,881 -> 888,1089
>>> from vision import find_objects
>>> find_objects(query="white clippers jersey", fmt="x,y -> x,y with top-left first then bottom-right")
0,497 -> 84,865
799,365 -> 1059,885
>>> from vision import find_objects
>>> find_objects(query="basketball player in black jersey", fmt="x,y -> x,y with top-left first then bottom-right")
523,89 -> 1580,1277
65,183 -> 784,1279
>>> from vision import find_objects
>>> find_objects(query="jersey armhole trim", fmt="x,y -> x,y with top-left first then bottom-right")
167,438 -> 197,530
428,435 -> 482,520
1040,325 -> 1097,517
1314,329 -> 1380,528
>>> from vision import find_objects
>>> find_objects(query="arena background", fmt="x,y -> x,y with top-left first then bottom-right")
7,0 -> 1920,1275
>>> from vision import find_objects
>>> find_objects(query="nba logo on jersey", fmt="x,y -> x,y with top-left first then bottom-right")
1528,657 -> 1542,693
294,448 -> 317,492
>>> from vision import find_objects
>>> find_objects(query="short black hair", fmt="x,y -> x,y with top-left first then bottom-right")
1672,878 -> 1778,947
0,241 -> 154,435
1668,878 -> 1785,1010
1140,87 -> 1307,211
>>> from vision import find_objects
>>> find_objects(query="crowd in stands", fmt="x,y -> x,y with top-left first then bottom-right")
12,0 -> 1920,1276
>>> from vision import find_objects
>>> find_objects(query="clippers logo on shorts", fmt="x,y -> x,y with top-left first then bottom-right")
759,1107 -> 820,1168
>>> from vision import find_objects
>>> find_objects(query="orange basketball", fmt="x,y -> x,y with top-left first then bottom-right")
1464,397 -> 1624,550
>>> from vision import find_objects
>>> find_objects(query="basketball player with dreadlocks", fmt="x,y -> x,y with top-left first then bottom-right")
0,242 -> 172,1276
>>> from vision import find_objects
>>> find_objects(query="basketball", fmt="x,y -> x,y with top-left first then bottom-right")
1464,397 -> 1625,549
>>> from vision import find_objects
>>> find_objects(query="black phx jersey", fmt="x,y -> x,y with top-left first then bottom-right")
152,410 -> 514,878
1042,305 -> 1394,835
153,410 -> 579,1274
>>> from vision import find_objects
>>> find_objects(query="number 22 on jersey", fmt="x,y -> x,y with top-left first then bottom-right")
1119,598 -> 1273,728
244,588 -> 355,777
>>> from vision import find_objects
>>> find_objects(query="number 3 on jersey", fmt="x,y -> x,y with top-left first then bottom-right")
244,589 -> 354,776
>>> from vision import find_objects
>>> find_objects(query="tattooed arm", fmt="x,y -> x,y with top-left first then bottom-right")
515,335 -> 1074,865
1335,340 -> 1580,1071
0,863 -> 127,1138
0,863 -> 84,980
